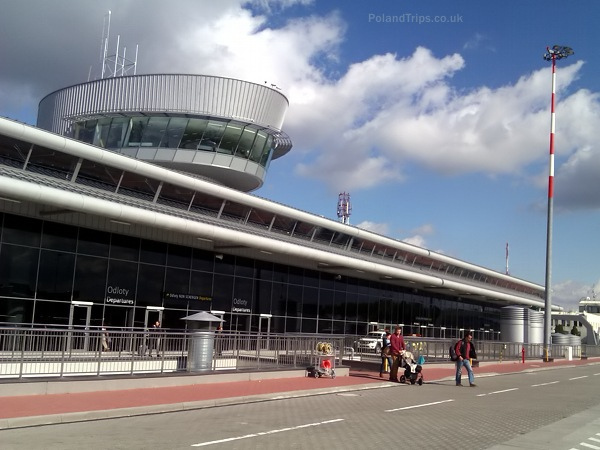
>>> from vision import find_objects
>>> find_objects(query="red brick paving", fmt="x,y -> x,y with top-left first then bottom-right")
1,358 -> 596,420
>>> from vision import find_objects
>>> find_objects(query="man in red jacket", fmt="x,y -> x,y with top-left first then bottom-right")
455,331 -> 477,387
389,326 -> 406,382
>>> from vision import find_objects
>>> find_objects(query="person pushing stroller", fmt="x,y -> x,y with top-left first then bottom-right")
389,326 -> 405,382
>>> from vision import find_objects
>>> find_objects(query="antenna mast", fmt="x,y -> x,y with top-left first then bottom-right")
505,242 -> 509,275
337,192 -> 352,225
99,10 -> 138,79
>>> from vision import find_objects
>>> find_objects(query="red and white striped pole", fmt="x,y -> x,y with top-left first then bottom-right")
543,50 -> 556,362
542,45 -> 573,362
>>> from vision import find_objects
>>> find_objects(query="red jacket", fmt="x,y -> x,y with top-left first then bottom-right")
390,333 -> 405,355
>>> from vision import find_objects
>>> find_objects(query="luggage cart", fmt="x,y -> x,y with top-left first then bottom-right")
306,342 -> 336,378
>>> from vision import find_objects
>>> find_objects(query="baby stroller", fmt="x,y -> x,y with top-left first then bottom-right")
398,350 -> 424,385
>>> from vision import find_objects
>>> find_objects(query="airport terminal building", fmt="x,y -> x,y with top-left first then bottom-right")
0,74 -> 551,338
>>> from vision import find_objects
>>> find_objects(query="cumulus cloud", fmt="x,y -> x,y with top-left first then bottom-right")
551,279 -> 594,312
355,220 -> 389,236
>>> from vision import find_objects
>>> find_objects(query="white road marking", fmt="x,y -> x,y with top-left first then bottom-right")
569,376 -> 588,380
385,399 -> 454,412
531,381 -> 560,387
191,419 -> 344,447
580,442 -> 600,449
593,373 -> 600,376
476,388 -> 519,397
589,437 -> 600,443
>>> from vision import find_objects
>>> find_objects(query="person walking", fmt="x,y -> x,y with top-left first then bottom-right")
379,328 -> 393,378
455,331 -> 477,387
389,326 -> 406,382
150,320 -> 161,357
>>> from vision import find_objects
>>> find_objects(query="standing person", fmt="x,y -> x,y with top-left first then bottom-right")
101,326 -> 110,352
379,328 -> 393,378
455,331 -> 477,387
389,326 -> 406,382
150,320 -> 161,357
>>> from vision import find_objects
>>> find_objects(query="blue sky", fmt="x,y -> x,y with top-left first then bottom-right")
1,0 -> 599,310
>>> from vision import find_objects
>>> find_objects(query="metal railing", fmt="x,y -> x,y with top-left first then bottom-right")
0,326 -> 597,380
0,326 -> 347,379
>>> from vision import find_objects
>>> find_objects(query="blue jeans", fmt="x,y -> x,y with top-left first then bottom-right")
455,358 -> 474,385
380,355 -> 393,374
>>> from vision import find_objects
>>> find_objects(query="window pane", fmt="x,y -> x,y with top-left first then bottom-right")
140,239 -> 167,265
180,118 -> 208,149
77,228 -> 110,257
2,214 -> 42,247
140,117 -> 170,147
41,221 -> 77,252
0,244 -> 38,298
106,260 -> 137,306
110,234 -> 140,262
136,264 -> 165,307
37,250 -> 75,301
73,255 -> 108,302
106,118 -> 130,148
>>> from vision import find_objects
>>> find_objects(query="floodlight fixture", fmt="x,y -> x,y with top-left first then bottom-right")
543,45 -> 574,61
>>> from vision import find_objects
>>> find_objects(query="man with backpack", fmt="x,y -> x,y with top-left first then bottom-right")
454,331 -> 477,387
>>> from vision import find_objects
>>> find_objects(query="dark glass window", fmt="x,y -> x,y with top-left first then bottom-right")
41,221 -> 77,252
334,290 -> 346,320
36,250 -> 75,301
127,117 -> 149,147
256,260 -> 273,281
301,318 -> 316,333
26,146 -> 78,180
136,264 -> 165,307
0,244 -> 38,298
192,248 -> 214,272
164,118 -> 187,148
106,260 -> 137,304
234,257 -> 255,278
302,286 -> 318,319
0,135 -> 28,168
214,253 -> 234,275
272,264 -> 288,284
235,127 -> 257,158
319,289 -> 334,320
77,228 -> 110,257
212,274 -> 233,312
140,117 -> 170,147
140,239 -> 167,265
167,244 -> 191,269
219,122 -> 244,154
33,299 -> 70,326
117,172 -> 160,202
287,284 -> 302,317
76,160 -> 122,192
190,270 -> 213,298
2,214 -> 41,247
200,120 -> 226,151
110,234 -> 140,261
233,277 -> 254,313
255,280 -> 272,315
73,255 -> 108,302
106,118 -> 130,148
271,282 -> 286,316
180,118 -> 208,149
164,267 -> 190,308
0,297 -> 33,324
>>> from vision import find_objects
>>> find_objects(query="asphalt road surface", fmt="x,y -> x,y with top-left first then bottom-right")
2,364 -> 600,450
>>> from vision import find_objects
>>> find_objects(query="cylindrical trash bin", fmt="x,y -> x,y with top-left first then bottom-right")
187,331 -> 215,372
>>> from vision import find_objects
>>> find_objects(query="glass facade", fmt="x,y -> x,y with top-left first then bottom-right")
71,116 -> 279,169
0,213 -> 501,337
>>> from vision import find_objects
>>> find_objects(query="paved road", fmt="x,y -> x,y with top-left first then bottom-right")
2,364 -> 600,450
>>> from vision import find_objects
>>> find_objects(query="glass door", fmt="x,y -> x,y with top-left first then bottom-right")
68,301 -> 92,351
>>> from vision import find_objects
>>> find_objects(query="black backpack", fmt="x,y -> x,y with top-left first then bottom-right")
449,341 -> 459,361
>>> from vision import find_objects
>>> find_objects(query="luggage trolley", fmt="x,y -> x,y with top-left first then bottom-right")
306,342 -> 336,379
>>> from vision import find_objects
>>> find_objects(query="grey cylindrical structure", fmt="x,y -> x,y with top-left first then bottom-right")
526,309 -> 544,344
551,333 -> 569,345
37,74 -> 292,192
501,306 -> 526,343
187,331 -> 215,372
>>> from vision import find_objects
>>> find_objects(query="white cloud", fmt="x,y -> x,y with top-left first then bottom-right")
355,221 -> 389,235
403,235 -> 427,247
551,279 -> 593,312
1,1 -> 600,213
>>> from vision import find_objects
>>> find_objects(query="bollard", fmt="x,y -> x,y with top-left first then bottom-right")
521,346 -> 525,363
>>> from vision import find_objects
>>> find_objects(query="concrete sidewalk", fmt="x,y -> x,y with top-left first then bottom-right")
1,358 -> 597,430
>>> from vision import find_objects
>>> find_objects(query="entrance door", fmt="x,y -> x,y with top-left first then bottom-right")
258,314 -> 272,351
142,306 -> 164,355
68,301 -> 92,351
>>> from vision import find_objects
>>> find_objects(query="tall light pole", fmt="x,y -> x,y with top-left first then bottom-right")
542,45 -> 574,362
